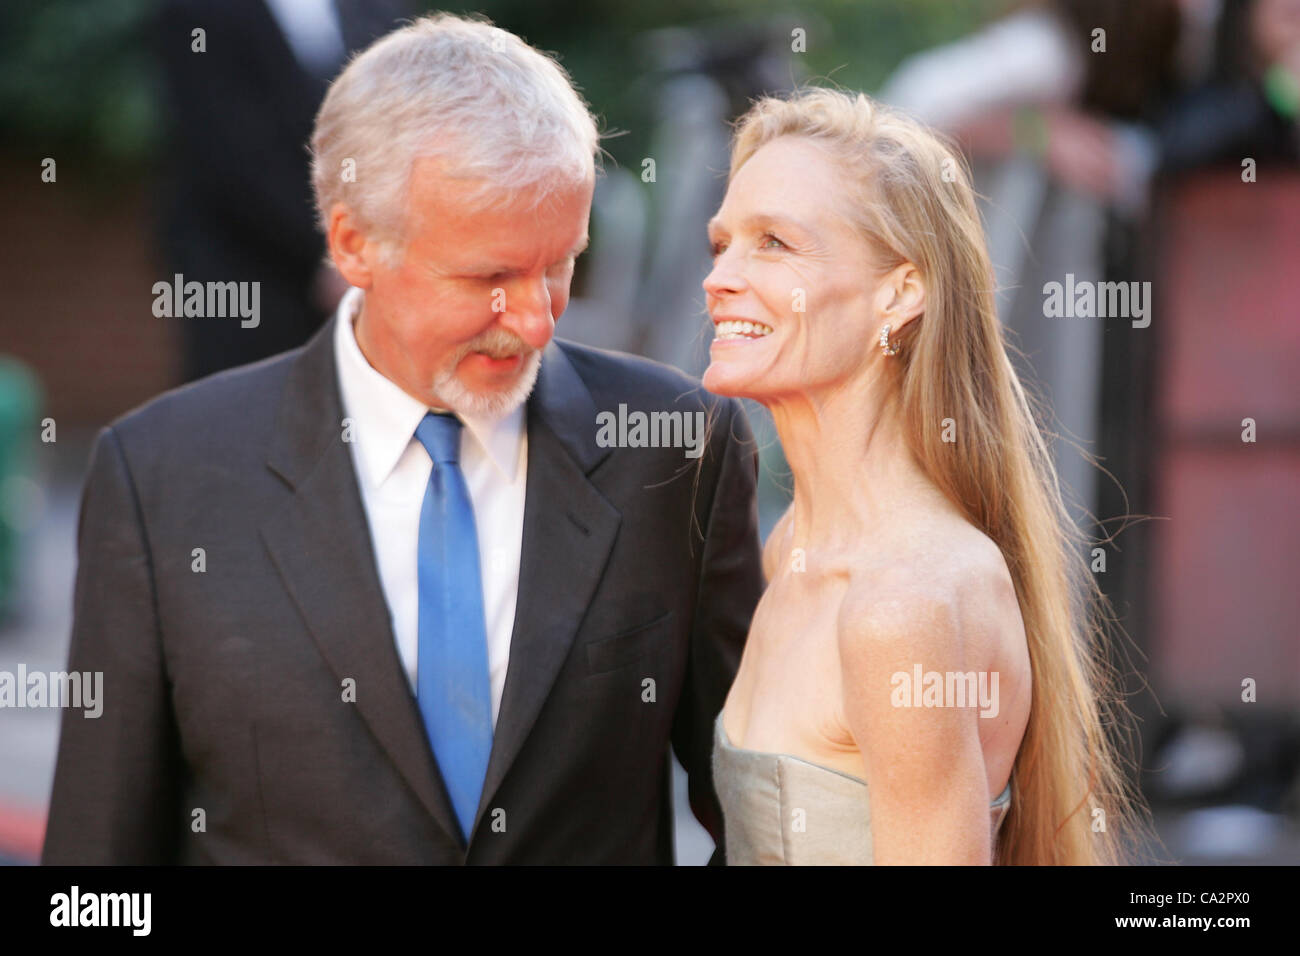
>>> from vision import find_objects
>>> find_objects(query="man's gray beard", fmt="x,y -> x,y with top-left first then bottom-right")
431,346 -> 542,419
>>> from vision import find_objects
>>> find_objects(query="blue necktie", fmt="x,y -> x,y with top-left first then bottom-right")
413,412 -> 493,843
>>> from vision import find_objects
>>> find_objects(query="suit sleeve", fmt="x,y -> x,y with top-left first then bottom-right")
42,427 -> 184,865
671,398 -> 764,865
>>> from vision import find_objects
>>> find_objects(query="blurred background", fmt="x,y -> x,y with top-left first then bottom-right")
0,0 -> 1297,865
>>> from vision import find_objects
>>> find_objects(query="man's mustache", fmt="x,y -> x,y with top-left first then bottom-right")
462,327 -> 534,360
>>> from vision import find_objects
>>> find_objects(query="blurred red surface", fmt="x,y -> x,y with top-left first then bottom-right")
1152,170 -> 1300,706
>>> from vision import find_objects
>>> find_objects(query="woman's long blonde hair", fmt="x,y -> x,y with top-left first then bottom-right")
729,88 -> 1149,865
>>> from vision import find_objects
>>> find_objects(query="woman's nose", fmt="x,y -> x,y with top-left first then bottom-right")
702,252 -> 745,299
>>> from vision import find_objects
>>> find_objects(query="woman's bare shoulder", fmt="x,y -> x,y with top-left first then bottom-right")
836,514 -> 1022,665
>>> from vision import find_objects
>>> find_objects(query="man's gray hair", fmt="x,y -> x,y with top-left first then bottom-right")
311,13 -> 600,265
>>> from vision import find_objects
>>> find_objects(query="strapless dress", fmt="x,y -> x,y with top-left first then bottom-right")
712,710 -> 1012,865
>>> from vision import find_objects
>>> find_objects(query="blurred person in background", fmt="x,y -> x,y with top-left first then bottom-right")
1159,0 -> 1300,171
152,0 -> 410,382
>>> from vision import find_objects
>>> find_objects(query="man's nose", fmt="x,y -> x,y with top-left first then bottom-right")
498,276 -> 555,350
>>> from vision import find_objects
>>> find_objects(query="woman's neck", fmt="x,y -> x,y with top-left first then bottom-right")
766,371 -> 927,554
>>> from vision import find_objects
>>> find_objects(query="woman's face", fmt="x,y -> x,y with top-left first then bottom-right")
702,136 -> 884,402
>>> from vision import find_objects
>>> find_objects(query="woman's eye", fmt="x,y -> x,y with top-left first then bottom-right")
710,241 -> 728,258
760,233 -> 786,250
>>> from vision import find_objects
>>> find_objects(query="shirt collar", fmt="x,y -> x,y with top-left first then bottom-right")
333,286 -> 524,487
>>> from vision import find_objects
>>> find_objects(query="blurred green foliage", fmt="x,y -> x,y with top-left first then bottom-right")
0,0 -> 1009,179
0,0 -> 162,177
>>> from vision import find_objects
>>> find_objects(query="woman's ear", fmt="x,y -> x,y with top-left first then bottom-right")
875,261 -> 926,333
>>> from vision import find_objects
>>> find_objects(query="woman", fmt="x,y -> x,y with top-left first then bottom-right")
704,88 -> 1145,865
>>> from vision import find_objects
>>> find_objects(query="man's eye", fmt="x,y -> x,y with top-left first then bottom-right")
760,233 -> 786,250
710,241 -> 728,258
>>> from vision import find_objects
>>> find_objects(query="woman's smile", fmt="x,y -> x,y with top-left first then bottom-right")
712,318 -> 776,342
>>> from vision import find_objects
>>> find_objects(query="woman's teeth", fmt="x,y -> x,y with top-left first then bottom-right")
714,320 -> 774,340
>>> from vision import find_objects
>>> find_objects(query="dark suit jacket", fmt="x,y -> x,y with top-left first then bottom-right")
42,316 -> 764,864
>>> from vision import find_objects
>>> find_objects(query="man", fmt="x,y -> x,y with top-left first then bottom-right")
43,14 -> 763,864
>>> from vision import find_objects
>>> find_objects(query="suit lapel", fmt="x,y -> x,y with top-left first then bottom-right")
259,324 -> 620,851
472,341 -> 619,837
259,317 -> 465,852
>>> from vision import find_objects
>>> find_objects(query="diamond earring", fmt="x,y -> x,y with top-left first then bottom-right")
879,324 -> 900,356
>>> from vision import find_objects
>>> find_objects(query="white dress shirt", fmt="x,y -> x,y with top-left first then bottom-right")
333,286 -> 527,728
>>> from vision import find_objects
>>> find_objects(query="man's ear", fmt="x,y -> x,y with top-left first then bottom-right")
327,202 -> 377,290
874,261 -> 926,333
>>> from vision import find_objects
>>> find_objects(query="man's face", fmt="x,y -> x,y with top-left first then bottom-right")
354,157 -> 593,417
